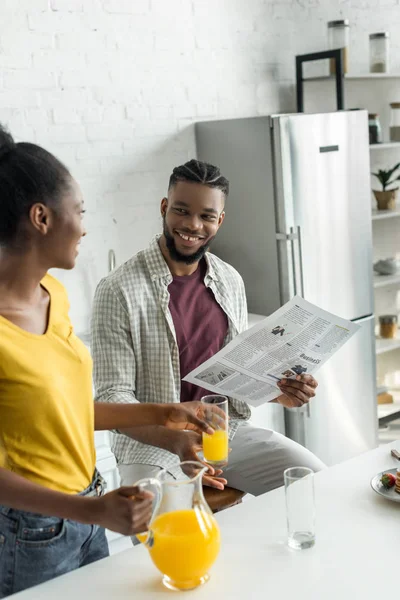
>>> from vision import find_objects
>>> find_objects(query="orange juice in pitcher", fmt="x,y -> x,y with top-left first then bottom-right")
136,461 -> 221,591
149,509 -> 220,590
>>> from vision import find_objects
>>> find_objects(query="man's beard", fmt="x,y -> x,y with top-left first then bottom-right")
163,217 -> 213,265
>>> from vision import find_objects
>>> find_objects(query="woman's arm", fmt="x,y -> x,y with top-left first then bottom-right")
0,467 -> 96,521
94,401 -> 217,434
0,467 -> 152,535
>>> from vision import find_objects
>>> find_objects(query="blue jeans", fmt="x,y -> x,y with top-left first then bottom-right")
0,473 -> 109,598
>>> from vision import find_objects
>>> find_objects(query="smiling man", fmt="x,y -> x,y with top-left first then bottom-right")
91,159 -> 324,505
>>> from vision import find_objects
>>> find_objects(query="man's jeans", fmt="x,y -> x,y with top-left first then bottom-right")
0,472 -> 109,598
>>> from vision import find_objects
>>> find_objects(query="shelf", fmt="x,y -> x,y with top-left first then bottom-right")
373,273 -> 400,288
376,337 -> 400,355
378,426 -> 400,445
304,74 -> 400,81
378,402 -> 400,418
378,401 -> 400,426
372,209 -> 400,220
370,143 -> 400,150
377,385 -> 389,395
377,391 -> 400,431
379,432 -> 400,445
348,74 -> 400,80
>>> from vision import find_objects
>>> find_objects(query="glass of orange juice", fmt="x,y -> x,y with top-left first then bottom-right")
201,394 -> 229,467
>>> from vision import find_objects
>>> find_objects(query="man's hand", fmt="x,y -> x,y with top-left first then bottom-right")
171,430 -> 227,491
276,374 -> 318,408
93,486 -> 153,535
162,401 -> 226,435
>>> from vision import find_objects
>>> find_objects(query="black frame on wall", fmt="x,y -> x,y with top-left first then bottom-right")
295,48 -> 345,113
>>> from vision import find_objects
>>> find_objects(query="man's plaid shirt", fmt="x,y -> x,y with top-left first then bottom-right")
91,235 -> 251,470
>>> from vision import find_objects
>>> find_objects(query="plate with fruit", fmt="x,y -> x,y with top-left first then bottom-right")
370,468 -> 400,503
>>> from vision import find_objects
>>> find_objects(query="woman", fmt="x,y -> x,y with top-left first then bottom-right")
0,125 -> 217,598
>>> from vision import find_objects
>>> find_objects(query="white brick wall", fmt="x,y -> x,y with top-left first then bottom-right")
0,0 -> 397,332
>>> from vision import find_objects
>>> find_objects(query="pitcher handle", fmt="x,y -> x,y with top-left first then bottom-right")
134,477 -> 162,547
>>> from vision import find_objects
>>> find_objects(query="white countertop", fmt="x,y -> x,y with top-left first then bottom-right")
14,442 -> 400,600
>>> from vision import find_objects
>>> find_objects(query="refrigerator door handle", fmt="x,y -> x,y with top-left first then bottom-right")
289,228 -> 298,296
290,225 -> 309,417
276,230 -> 298,300
306,403 -> 311,417
289,226 -> 305,298
296,225 -> 305,298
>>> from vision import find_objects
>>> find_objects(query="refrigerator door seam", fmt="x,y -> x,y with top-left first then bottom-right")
290,227 -> 298,297
276,232 -> 297,240
295,225 -> 305,298
289,226 -> 305,299
351,314 -> 374,324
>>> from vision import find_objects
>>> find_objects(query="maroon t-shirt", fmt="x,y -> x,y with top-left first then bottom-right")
168,260 -> 229,402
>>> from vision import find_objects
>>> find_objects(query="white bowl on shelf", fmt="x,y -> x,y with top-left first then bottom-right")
374,258 -> 400,275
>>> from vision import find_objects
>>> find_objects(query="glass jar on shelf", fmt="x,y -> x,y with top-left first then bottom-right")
390,103 -> 400,142
327,19 -> 349,75
379,315 -> 398,339
368,113 -> 382,144
369,32 -> 390,73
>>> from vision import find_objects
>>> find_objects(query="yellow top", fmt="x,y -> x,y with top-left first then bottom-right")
0,274 -> 95,494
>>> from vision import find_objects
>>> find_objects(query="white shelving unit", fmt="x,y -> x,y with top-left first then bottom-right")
370,142 -> 400,151
373,273 -> 400,288
378,391 -> 400,446
347,74 -> 400,80
372,209 -> 400,221
377,399 -> 400,420
350,74 -> 400,79
303,72 -> 400,430
361,76 -> 400,426
376,337 -> 400,355
305,73 -> 400,82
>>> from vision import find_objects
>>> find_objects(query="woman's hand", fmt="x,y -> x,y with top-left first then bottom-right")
93,486 -> 153,535
161,401 -> 226,435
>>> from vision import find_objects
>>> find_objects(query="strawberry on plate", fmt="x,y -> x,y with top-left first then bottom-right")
380,472 -> 396,489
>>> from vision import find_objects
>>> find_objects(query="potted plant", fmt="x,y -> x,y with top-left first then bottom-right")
372,163 -> 400,210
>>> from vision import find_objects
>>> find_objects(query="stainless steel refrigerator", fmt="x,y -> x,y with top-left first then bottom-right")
196,110 -> 378,466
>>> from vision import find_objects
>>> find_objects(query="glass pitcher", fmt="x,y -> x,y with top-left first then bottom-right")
136,461 -> 221,591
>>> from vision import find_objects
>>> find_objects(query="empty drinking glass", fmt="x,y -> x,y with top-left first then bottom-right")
284,466 -> 315,550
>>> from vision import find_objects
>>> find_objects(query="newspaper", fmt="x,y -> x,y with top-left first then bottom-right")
183,296 -> 360,408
